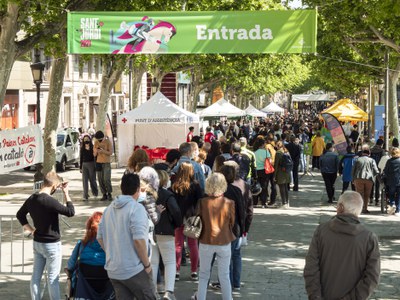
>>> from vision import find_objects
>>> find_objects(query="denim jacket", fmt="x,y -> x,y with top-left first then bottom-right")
320,151 -> 339,174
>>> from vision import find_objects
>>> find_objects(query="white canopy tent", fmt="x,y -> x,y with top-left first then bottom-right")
199,98 -> 246,118
245,104 -> 267,117
261,102 -> 285,114
292,94 -> 330,102
117,92 -> 199,166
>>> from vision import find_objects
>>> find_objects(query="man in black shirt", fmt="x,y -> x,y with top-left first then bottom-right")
286,136 -> 301,191
17,171 -> 75,300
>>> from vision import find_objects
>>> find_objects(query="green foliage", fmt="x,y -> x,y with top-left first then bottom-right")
303,0 -> 400,94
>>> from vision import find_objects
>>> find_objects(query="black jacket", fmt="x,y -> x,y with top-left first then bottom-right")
383,157 -> 400,195
154,188 -> 182,236
224,184 -> 245,237
286,142 -> 301,162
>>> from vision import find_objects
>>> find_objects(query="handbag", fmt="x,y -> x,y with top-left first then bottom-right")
250,178 -> 262,196
183,215 -> 203,239
264,158 -> 275,174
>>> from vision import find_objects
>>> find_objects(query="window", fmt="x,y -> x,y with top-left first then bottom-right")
119,96 -> 125,110
111,96 -> 116,111
65,57 -> 70,79
57,134 -> 66,146
95,59 -> 100,79
88,58 -> 93,79
114,78 -> 122,94
71,132 -> 79,144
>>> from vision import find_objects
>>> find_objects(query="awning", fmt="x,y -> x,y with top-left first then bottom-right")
320,98 -> 368,122
292,94 -> 330,102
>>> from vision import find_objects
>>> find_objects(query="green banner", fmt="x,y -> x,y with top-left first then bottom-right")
68,10 -> 317,54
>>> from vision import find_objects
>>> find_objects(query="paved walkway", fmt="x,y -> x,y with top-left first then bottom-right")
0,168 -> 399,299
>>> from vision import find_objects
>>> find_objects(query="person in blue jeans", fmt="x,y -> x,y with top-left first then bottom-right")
220,164 -> 246,291
192,173 -> 236,300
16,172 -> 75,300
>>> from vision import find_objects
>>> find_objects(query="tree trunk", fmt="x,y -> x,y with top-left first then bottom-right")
188,71 -> 201,112
389,64 -> 400,140
96,59 -> 124,132
131,62 -> 147,109
42,56 -> 68,175
191,85 -> 202,113
0,3 -> 19,112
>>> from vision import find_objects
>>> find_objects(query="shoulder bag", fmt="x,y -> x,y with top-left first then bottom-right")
264,150 -> 275,174
183,203 -> 202,239
183,215 -> 203,239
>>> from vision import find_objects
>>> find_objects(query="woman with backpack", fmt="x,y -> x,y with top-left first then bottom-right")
274,141 -> 291,209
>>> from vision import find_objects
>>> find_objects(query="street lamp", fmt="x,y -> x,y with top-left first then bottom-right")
30,51 -> 45,124
30,50 -> 45,185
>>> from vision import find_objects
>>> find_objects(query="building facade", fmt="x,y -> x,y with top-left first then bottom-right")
1,55 -> 188,132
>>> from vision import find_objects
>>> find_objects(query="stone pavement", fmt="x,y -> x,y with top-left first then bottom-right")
0,168 -> 399,299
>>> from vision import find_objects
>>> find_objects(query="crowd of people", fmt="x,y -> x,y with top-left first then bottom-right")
17,112 -> 399,299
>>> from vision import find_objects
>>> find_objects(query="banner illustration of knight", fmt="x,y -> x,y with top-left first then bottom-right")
110,16 -> 177,53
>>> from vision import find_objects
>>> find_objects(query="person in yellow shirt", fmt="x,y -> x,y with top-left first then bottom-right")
311,132 -> 325,171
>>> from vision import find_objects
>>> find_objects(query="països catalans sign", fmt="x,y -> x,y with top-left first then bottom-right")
0,125 -> 44,174
67,10 -> 317,54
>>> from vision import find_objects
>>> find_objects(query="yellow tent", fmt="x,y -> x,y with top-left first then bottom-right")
320,98 -> 368,122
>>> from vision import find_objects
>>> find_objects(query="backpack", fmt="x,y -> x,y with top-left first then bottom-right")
280,153 -> 294,172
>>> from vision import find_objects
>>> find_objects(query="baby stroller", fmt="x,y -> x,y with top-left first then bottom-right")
65,263 -> 115,300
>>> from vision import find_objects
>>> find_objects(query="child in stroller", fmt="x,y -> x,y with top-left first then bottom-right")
65,212 -> 114,299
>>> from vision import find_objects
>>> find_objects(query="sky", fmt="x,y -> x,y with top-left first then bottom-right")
288,0 -> 303,8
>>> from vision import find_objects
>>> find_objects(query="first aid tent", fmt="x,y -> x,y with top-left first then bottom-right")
117,92 -> 199,166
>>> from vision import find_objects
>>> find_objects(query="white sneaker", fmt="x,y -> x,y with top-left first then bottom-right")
394,212 -> 400,217
388,205 -> 396,215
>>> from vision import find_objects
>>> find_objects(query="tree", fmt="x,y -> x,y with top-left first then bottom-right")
304,0 -> 400,137
96,56 -> 131,132
0,0 -> 86,117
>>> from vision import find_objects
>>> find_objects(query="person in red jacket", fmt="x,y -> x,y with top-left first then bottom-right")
204,126 -> 216,144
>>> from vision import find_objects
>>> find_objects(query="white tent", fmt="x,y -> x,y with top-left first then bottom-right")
245,104 -> 266,117
261,102 -> 285,114
199,98 -> 246,118
292,94 -> 330,102
117,92 -> 199,166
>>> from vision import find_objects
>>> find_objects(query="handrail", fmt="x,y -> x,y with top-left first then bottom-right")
0,215 -> 30,275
